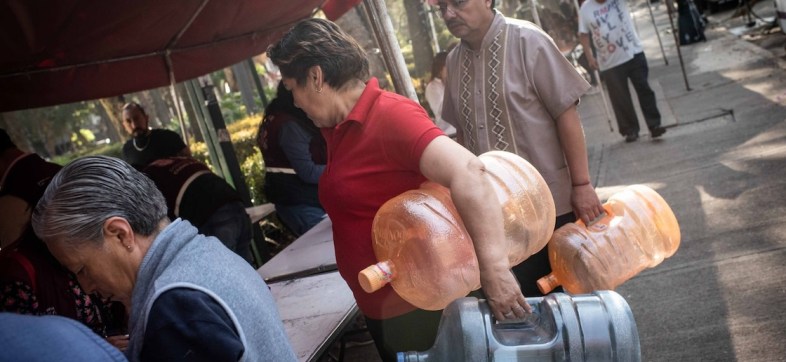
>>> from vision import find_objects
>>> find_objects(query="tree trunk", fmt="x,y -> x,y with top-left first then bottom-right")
224,68 -> 238,92
177,82 -> 204,143
232,61 -> 260,115
151,88 -> 173,128
0,113 -> 34,152
98,98 -> 125,142
404,0 -> 434,79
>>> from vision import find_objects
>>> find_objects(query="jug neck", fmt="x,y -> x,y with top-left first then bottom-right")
359,260 -> 395,293
537,273 -> 560,294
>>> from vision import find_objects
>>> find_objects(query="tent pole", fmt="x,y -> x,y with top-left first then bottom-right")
166,51 -> 189,144
665,1 -> 691,91
646,0 -> 669,65
362,0 -> 419,101
530,0 -> 542,27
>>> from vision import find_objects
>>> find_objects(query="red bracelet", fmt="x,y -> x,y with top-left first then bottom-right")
572,181 -> 591,187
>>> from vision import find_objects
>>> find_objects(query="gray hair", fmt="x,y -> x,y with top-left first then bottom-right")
32,155 -> 168,247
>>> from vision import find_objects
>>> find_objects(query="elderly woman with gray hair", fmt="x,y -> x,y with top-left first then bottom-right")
31,156 -> 296,362
267,18 -> 530,361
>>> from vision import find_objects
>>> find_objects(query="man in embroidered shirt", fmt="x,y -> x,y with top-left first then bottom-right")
435,0 -> 605,297
579,0 -> 666,143
121,102 -> 190,168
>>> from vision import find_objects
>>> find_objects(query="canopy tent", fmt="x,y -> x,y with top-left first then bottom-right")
0,0 -> 362,113
1,0 -> 364,266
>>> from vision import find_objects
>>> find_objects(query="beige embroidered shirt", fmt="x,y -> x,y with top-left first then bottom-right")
443,12 -> 590,215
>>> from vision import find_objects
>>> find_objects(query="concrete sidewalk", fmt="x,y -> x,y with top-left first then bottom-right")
578,2 -> 786,361
339,3 -> 786,361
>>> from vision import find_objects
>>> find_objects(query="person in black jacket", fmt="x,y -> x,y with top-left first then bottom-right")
142,156 -> 252,263
257,82 -> 327,236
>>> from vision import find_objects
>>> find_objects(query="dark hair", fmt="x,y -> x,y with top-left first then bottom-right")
491,0 -> 496,8
267,18 -> 369,89
0,128 -> 16,152
257,82 -> 319,148
266,81 -> 307,120
122,102 -> 147,116
431,51 -> 449,81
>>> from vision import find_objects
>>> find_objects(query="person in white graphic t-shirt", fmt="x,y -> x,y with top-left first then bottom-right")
579,0 -> 666,143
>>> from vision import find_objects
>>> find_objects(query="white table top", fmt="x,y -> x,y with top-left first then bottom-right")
269,271 -> 358,362
259,217 -> 359,361
258,217 -> 336,282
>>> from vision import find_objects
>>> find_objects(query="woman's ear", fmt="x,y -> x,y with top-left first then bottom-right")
309,65 -> 324,92
103,217 -> 134,250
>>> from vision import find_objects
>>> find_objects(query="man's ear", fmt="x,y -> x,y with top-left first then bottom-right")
103,217 -> 134,250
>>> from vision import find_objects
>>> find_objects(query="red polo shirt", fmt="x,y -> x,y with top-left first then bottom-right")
320,78 -> 443,319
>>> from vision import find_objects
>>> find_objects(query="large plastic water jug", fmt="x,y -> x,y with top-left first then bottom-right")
398,292 -> 640,361
358,151 -> 555,310
537,185 -> 680,294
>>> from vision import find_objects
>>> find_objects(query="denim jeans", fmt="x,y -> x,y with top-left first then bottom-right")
198,201 -> 252,263
274,204 -> 326,236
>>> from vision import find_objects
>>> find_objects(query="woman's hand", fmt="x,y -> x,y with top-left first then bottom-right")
106,334 -> 130,352
481,267 -> 532,321
419,137 -> 531,321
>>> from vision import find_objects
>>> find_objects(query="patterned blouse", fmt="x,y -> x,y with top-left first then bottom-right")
1,273 -> 113,336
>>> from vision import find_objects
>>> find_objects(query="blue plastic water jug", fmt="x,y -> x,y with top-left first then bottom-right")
397,291 -> 640,362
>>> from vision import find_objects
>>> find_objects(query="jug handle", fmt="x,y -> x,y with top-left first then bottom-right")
576,204 -> 614,229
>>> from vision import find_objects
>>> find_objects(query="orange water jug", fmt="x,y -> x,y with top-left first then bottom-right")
358,151 -> 556,310
537,185 -> 680,295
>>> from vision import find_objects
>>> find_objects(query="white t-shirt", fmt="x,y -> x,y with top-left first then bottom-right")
424,78 -> 457,136
578,0 -> 643,71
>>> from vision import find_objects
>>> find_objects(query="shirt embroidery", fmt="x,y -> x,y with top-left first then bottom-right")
459,51 -> 476,152
487,26 -> 510,151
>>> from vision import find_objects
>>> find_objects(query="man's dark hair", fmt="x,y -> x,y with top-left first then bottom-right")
122,102 -> 147,116
491,0 -> 496,8
0,128 -> 17,152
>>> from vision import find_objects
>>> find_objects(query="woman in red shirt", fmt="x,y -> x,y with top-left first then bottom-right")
267,18 -> 530,361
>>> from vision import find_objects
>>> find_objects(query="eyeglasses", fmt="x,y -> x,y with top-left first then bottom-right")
434,0 -> 469,17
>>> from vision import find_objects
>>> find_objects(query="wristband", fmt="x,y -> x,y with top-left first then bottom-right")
572,181 -> 591,187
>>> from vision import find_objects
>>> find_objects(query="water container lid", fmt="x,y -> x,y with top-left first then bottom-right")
358,262 -> 392,293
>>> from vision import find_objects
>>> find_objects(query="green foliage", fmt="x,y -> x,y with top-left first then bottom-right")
70,129 -> 96,148
189,139 -> 210,165
242,151 -> 266,205
50,141 -> 123,166
219,92 -> 247,124
189,114 -> 267,205
226,115 -> 262,163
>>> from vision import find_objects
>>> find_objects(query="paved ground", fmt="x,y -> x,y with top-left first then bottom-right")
585,2 -> 786,361
331,2 -> 786,360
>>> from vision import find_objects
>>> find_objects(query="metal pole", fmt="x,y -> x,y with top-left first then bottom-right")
666,3 -> 692,91
165,51 -> 190,144
247,58 -> 269,109
184,78 -> 222,170
530,0 -> 542,27
595,71 -> 616,133
191,75 -> 270,266
426,4 -> 441,53
362,0 -> 419,101
646,0 -> 669,65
